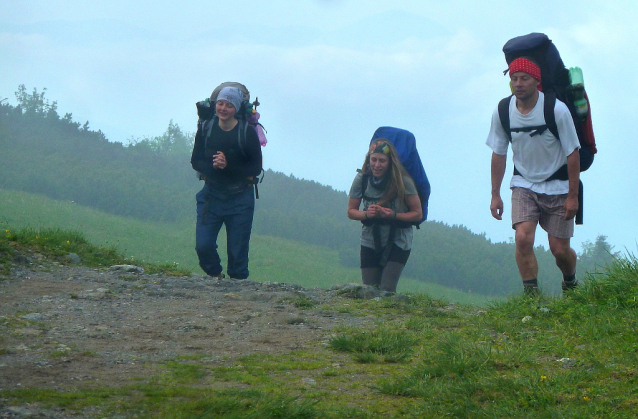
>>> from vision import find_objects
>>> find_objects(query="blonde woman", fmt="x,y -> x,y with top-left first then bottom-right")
347,139 -> 422,292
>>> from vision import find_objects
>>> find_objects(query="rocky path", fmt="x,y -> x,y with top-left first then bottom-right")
0,259 -> 387,399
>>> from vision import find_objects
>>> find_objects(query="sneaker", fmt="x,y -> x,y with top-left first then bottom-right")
524,286 -> 540,297
210,273 -> 226,280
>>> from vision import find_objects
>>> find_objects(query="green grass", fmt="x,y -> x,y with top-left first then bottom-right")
280,292 -> 316,309
2,226 -> 638,417
0,187 -> 489,305
329,326 -> 417,363
0,188 -> 199,271
1,226 -> 188,276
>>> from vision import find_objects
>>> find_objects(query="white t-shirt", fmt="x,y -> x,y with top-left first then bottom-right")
486,92 -> 580,195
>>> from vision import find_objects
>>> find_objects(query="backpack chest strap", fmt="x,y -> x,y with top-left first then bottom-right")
510,125 -> 550,137
498,92 -> 559,142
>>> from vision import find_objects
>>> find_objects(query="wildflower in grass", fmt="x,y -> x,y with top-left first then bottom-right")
540,375 -> 547,382
583,396 -> 590,401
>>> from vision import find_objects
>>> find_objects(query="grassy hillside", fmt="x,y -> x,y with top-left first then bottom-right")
0,97 -> 553,297
0,188 -> 493,305
1,224 -> 637,417
1,92 -> 616,298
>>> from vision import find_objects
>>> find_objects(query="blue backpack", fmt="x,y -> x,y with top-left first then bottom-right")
369,126 -> 430,226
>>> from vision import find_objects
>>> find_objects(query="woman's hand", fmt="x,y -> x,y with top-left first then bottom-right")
366,204 -> 381,218
377,206 -> 395,219
213,151 -> 227,169
367,204 -> 393,219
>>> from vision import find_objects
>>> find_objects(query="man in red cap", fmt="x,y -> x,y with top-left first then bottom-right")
486,57 -> 581,295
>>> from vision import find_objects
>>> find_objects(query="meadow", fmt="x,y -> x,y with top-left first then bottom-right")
1,221 -> 637,418
0,188 -> 493,305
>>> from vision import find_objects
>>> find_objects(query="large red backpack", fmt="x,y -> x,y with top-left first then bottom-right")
498,33 -> 597,173
497,33 -> 597,224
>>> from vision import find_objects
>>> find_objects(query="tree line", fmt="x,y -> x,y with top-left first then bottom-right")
0,86 -> 618,296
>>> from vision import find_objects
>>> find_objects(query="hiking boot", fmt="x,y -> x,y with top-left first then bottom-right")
562,279 -> 578,292
524,286 -> 540,297
210,273 -> 226,280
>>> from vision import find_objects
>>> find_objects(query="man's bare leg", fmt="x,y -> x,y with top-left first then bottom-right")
515,221 -> 539,293
548,234 -> 577,291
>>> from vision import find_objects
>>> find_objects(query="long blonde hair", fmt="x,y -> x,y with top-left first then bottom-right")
361,139 -> 409,207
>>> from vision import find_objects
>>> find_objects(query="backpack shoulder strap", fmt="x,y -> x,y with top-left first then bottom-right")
500,94 -> 553,138
356,169 -> 369,198
203,115 -> 218,150
543,91 -> 559,140
237,119 -> 249,160
498,95 -> 513,141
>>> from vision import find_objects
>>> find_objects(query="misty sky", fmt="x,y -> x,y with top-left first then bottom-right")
1,0 -> 637,254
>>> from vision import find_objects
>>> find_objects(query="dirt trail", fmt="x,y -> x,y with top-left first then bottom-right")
0,258 -> 381,395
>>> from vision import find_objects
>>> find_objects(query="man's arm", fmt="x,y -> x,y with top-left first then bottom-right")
564,148 -> 580,220
490,152 -> 507,220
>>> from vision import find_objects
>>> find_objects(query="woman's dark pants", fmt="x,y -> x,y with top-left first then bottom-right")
196,185 -> 255,279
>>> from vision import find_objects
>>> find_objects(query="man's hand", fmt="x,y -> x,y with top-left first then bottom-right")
490,195 -> 504,220
564,195 -> 578,220
490,152 -> 506,221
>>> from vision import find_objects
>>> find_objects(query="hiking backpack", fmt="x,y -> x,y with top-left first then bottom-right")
498,33 -> 597,173
365,126 -> 431,227
195,82 -> 266,197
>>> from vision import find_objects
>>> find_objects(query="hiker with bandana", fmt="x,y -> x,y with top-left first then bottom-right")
347,139 -> 423,293
487,57 -> 581,295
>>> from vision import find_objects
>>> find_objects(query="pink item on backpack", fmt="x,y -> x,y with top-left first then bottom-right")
248,111 -> 267,147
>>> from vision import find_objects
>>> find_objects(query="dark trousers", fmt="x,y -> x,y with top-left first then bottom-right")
195,185 -> 255,279
360,245 -> 411,293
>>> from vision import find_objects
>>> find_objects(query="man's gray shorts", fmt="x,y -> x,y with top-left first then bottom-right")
511,187 -> 574,239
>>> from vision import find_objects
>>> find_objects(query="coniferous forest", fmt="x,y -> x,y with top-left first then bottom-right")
0,86 -> 617,296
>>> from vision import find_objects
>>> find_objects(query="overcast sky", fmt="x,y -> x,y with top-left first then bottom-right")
1,0 -> 637,254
